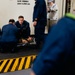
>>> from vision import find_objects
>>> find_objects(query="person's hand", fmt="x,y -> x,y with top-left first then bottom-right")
47,7 -> 50,12
33,21 -> 37,26
30,70 -> 35,75
22,39 -> 28,44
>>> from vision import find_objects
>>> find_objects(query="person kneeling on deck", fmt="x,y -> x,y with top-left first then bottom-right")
15,16 -> 33,44
0,19 -> 18,53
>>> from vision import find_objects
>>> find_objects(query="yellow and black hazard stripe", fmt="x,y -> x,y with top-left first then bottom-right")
0,55 -> 36,73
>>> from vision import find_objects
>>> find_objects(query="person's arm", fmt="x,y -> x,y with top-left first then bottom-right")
14,26 -> 20,42
31,20 -> 72,75
33,0 -> 46,26
26,22 -> 30,37
22,22 -> 30,37
50,4 -> 58,12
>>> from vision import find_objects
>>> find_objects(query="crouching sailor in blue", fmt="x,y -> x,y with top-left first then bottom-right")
0,19 -> 18,53
15,16 -> 30,39
31,13 -> 75,75
33,0 -> 47,47
15,16 -> 32,43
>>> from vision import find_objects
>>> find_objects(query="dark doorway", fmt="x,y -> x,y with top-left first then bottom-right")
65,0 -> 71,13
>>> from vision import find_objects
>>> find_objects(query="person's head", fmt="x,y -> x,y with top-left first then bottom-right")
48,0 -> 54,6
18,16 -> 24,25
9,19 -> 15,25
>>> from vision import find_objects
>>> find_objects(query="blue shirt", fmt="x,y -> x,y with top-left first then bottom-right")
15,20 -> 30,38
0,24 -> 18,42
33,0 -> 47,23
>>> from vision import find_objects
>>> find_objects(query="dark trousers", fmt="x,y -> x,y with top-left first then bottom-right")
0,42 -> 17,52
34,21 -> 46,46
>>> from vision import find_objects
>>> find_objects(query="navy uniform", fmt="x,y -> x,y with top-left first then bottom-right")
0,23 -> 18,52
15,20 -> 30,39
33,0 -> 47,46
32,13 -> 75,75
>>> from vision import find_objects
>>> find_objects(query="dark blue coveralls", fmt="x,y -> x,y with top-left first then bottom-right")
32,13 -> 75,75
33,0 -> 47,45
0,24 -> 18,52
15,20 -> 30,39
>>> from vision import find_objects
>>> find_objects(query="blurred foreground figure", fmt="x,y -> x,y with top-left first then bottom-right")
0,19 -> 18,53
31,13 -> 75,75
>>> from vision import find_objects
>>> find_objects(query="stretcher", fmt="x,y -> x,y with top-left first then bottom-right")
17,38 -> 36,47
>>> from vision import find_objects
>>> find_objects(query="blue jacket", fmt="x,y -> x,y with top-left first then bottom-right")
33,0 -> 47,24
32,13 -> 75,75
0,24 -> 18,42
15,20 -> 30,38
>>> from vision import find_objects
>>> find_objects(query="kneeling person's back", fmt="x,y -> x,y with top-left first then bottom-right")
0,19 -> 18,52
1,19 -> 18,42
